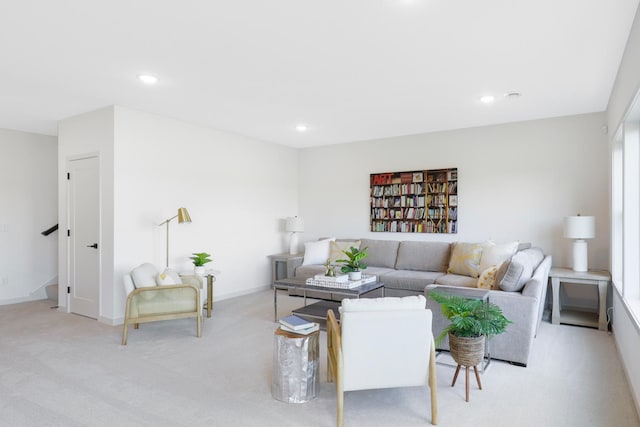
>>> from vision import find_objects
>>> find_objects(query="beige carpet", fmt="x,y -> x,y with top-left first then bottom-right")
1,290 -> 638,427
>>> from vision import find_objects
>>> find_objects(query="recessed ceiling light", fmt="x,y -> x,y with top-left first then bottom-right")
480,95 -> 495,103
137,74 -> 158,85
504,91 -> 522,99
295,124 -> 308,132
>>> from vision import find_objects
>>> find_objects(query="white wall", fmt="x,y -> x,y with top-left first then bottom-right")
110,107 -> 297,322
57,107 -> 115,322
0,128 -> 57,304
607,5 -> 640,415
299,113 -> 609,272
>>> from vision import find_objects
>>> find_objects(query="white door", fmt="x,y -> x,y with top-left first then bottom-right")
68,156 -> 100,319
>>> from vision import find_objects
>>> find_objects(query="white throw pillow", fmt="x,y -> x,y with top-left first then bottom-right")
479,241 -> 519,273
156,268 -> 183,286
302,238 -> 336,265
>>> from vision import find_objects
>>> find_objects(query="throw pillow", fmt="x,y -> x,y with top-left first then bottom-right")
329,240 -> 361,264
448,242 -> 483,278
156,268 -> 183,286
302,238 -> 336,265
477,264 -> 500,290
479,241 -> 519,272
496,247 -> 545,292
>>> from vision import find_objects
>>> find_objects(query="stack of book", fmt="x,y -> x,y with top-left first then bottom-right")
278,314 -> 319,335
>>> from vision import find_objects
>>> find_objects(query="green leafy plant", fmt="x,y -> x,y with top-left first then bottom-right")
428,290 -> 511,345
190,252 -> 212,267
336,246 -> 368,273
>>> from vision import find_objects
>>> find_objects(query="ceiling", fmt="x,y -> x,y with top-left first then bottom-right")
1,0 -> 638,148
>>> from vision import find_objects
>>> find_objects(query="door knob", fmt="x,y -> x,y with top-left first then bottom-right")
87,243 -> 98,249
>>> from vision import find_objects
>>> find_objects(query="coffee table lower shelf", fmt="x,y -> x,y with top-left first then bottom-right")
293,300 -> 341,326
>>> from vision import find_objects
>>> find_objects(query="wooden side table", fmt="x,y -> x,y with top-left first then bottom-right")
549,267 -> 610,331
268,253 -> 303,285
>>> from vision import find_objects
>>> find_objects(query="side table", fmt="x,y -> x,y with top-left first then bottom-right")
268,254 -> 303,285
271,327 -> 319,403
549,267 -> 610,331
180,269 -> 220,318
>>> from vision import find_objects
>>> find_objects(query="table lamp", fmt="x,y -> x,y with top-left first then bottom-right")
563,214 -> 595,272
159,207 -> 192,267
285,216 -> 304,255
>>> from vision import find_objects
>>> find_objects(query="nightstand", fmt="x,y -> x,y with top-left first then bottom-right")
268,253 -> 303,285
549,267 -> 610,331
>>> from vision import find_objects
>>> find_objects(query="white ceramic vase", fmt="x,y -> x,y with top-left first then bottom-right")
194,266 -> 206,276
348,271 -> 362,281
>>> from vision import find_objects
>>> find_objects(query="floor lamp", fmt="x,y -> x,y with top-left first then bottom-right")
563,214 -> 595,272
159,207 -> 192,268
286,216 -> 304,255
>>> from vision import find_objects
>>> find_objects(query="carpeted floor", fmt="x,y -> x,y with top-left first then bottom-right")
0,290 -> 638,427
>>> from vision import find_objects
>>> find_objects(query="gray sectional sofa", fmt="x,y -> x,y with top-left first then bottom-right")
291,238 -> 552,366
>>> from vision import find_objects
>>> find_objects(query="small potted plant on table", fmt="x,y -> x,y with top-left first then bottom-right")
190,252 -> 212,276
336,246 -> 368,280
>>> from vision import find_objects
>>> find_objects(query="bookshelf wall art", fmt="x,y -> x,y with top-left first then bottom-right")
370,168 -> 458,233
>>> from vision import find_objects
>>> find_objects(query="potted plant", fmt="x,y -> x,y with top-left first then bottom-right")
428,290 -> 511,368
190,252 -> 212,276
336,246 -> 368,280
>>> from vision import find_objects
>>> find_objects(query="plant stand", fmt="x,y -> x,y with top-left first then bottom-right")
451,364 -> 482,402
449,333 -> 485,402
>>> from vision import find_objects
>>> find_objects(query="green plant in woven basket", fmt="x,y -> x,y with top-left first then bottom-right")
428,290 -> 511,345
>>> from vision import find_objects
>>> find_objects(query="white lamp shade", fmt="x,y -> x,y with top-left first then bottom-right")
285,217 -> 304,233
563,216 -> 595,239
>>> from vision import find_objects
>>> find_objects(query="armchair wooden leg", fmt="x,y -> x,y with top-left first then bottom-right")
337,386 -> 344,427
429,344 -> 438,425
134,323 -> 139,329
122,323 -> 129,346
196,313 -> 202,338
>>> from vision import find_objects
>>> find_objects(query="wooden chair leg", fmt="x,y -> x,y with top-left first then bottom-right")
134,323 -> 139,329
465,366 -> 470,402
473,365 -> 482,390
196,313 -> 202,338
121,323 -> 129,345
429,344 -> 438,425
451,364 -> 461,387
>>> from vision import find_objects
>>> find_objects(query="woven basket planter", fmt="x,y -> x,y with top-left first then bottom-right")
448,333 -> 485,367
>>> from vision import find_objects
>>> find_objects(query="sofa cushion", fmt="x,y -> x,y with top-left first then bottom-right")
479,241 -> 519,272
360,239 -> 400,269
447,242 -> 483,278
497,247 -> 545,292
395,241 -> 450,272
379,270 -> 445,292
434,274 -> 478,288
302,238 -> 335,265
329,240 -> 361,264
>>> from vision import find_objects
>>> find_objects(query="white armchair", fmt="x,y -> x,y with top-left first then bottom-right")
327,295 -> 438,426
122,263 -> 203,345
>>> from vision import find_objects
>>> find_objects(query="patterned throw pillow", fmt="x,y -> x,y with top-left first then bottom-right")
477,265 -> 500,290
329,240 -> 361,264
447,242 -> 483,278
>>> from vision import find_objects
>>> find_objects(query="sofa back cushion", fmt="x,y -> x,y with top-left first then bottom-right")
360,239 -> 400,268
395,241 -> 451,272
447,242 -> 483,278
497,247 -> 545,292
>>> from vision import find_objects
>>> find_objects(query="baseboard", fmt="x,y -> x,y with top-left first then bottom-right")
216,284 -> 271,302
